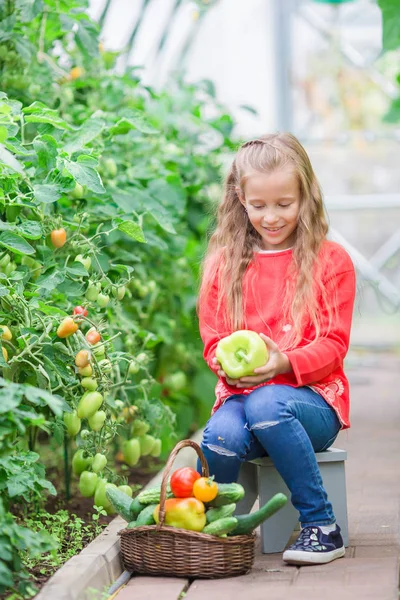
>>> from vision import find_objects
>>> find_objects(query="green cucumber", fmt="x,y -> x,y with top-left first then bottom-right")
126,520 -> 137,528
202,517 -> 238,536
105,487 -> 143,521
205,503 -> 236,524
229,493 -> 288,535
206,483 -> 245,507
136,484 -> 174,505
136,503 -> 158,526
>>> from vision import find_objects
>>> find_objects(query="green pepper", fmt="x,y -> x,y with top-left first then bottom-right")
79,471 -> 98,497
215,330 -> 269,379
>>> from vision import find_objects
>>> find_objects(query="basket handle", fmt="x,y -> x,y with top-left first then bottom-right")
156,439 -> 209,530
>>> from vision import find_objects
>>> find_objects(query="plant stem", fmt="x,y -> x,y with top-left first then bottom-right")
64,436 -> 71,501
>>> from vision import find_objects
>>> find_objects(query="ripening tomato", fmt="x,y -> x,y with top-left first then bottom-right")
69,66 -> 84,80
57,317 -> 78,338
192,477 -> 218,503
75,349 -> 91,368
73,305 -> 88,317
78,364 -> 93,377
170,467 -> 201,498
81,377 -> 98,391
51,228 -> 67,248
2,347 -> 8,362
86,329 -> 101,345
0,326 -> 12,341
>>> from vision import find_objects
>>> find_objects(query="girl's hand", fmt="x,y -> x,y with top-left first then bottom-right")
212,357 -> 241,387
234,333 -> 293,388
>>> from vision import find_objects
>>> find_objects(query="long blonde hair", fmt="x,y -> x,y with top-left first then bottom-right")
199,132 -> 334,350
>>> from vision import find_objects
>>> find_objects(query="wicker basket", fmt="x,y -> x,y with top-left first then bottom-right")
118,439 -> 255,578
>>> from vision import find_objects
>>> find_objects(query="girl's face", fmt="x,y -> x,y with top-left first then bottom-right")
240,167 -> 301,251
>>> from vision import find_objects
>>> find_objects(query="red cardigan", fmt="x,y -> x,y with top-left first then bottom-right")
199,241 -> 356,429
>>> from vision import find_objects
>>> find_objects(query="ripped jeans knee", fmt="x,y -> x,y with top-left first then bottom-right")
201,424 -> 250,461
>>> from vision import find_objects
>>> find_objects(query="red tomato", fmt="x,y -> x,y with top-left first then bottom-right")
86,329 -> 101,345
73,305 -> 88,317
170,467 -> 201,498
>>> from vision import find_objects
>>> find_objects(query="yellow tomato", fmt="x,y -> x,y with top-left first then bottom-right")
192,477 -> 218,503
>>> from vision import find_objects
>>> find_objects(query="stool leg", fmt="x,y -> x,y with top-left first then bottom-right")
236,461 -> 258,514
320,461 -> 349,547
258,465 -> 298,553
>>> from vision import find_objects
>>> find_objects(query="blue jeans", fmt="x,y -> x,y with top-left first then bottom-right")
198,385 -> 341,527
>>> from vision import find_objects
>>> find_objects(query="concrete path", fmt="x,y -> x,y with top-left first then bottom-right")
114,352 -> 400,600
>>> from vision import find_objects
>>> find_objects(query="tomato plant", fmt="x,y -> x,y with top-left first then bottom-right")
0,0 -> 239,593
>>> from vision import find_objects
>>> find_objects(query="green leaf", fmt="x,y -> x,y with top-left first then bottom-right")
112,188 -> 144,213
148,207 -> 176,234
36,269 -> 65,291
0,144 -> 24,174
16,0 -> 44,22
64,159 -> 105,194
0,285 -> 9,297
148,176 -> 186,216
33,134 -> 58,172
23,386 -> 69,417
0,386 -> 24,412
378,0 -> 400,51
23,102 -> 74,130
110,115 -> 159,136
5,138 -> 35,156
0,232 -> 35,255
63,118 -> 105,153
66,262 -> 88,277
16,220 -> 43,240
117,220 -> 146,243
33,183 -> 63,204
37,302 -> 68,317
0,126 -> 7,143
75,18 -> 100,61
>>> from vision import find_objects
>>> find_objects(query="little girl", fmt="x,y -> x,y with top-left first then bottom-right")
197,133 -> 356,565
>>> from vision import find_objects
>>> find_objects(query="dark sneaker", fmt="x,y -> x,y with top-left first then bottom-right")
282,524 -> 345,565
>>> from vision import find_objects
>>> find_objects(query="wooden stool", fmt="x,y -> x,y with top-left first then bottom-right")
237,447 -> 348,554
